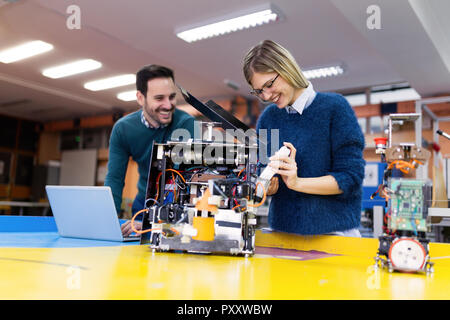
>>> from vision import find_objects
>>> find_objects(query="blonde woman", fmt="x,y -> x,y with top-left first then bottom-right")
244,40 -> 365,236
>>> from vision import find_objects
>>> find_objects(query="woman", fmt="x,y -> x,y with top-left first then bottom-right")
243,40 -> 365,236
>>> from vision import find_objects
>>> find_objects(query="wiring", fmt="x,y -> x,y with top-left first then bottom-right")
166,168 -> 187,184
232,204 -> 241,210
383,208 -> 396,237
187,167 -> 209,183
154,171 -> 163,202
172,172 -> 177,202
130,208 -> 160,234
411,218 -> 418,237
387,159 -> 423,174
212,180 -> 228,198
130,208 -> 182,236
370,183 -> 385,200
145,197 -> 158,207
231,184 -> 240,208
247,181 -> 266,208
154,168 -> 187,203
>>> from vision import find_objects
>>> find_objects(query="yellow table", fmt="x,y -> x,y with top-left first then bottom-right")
1,230 -> 449,299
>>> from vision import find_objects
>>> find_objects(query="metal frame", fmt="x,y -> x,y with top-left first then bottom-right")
415,96 -> 450,167
387,113 -> 421,148
387,113 -> 424,179
415,96 -> 450,241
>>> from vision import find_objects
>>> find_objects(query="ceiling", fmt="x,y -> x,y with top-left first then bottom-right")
0,0 -> 449,122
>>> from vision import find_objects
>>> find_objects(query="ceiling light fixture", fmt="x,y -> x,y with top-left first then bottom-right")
0,40 -> 54,64
303,64 -> 345,80
176,3 -> 284,43
117,90 -> 137,102
42,59 -> 102,79
84,74 -> 136,91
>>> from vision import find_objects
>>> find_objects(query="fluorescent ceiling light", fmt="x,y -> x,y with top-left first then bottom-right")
346,88 -> 421,107
303,65 -> 345,80
84,74 -> 136,91
117,90 -> 137,102
176,4 -> 283,43
0,40 -> 53,64
42,59 -> 102,79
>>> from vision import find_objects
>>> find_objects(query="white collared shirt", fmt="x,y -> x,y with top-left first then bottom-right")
285,82 -> 317,115
141,110 -> 168,129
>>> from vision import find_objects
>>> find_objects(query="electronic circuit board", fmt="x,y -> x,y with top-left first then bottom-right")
387,179 -> 431,233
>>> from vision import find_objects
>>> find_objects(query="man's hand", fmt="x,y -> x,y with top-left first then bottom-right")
121,220 -> 142,237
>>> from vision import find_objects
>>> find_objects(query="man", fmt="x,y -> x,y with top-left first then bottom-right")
105,65 -> 195,236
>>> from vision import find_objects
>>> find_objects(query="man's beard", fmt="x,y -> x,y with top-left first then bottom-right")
144,102 -> 175,126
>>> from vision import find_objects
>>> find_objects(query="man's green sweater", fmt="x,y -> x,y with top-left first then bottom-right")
105,109 -> 195,213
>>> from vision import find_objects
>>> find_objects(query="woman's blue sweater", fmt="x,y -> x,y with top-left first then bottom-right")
257,92 -> 366,235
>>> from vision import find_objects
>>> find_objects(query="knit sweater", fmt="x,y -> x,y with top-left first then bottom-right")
105,109 -> 195,213
257,92 -> 366,235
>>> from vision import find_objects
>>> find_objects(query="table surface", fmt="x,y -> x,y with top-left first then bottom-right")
1,215 -> 449,299
0,201 -> 49,207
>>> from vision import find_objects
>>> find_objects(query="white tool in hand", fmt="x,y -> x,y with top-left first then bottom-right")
256,146 -> 291,199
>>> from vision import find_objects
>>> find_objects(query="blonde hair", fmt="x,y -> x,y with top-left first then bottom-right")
243,40 -> 308,89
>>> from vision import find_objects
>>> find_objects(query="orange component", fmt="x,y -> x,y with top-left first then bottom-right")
387,160 -> 419,174
192,216 -> 215,241
195,188 -> 218,213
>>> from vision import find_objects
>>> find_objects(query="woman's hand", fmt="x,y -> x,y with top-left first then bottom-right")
266,176 -> 279,195
267,142 -> 343,195
268,142 -> 298,190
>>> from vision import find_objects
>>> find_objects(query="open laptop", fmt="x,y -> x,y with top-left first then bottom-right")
45,185 -> 140,242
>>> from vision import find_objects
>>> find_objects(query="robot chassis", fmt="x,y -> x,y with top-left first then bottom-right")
373,114 -> 434,274
138,87 -> 274,257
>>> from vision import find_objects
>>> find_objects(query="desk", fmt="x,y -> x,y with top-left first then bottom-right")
429,207 -> 450,242
0,201 -> 50,216
0,216 -> 139,248
0,216 -> 450,299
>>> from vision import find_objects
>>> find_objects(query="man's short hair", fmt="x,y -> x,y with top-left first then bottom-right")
136,64 -> 175,96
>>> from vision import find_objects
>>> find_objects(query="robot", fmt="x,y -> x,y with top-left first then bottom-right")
133,86 -> 286,257
373,114 -> 434,274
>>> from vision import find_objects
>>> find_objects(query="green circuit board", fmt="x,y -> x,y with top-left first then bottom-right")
388,179 -> 431,233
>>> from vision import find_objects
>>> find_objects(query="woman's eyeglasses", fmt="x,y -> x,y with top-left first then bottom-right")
250,74 -> 279,97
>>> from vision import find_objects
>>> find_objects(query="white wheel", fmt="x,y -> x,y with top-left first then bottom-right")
388,238 -> 426,272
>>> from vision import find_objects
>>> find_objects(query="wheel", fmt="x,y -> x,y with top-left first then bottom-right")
388,238 -> 427,272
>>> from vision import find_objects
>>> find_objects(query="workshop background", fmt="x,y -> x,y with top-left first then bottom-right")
1,0 -> 449,240
1,0 -> 450,302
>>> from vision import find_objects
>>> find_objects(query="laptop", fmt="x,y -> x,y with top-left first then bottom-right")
45,185 -> 140,242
